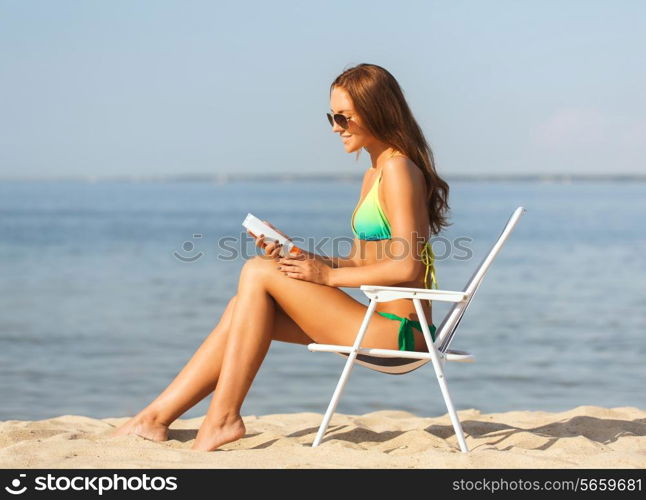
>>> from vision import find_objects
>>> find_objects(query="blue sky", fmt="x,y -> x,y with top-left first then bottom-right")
1,0 -> 644,179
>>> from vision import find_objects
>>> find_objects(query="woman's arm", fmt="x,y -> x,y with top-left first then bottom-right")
326,158 -> 427,287
302,240 -> 359,269
254,223 -> 359,269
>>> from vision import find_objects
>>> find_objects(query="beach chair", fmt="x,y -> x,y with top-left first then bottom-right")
308,206 -> 526,452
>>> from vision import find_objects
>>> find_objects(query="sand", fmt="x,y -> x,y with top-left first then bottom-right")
1,406 -> 645,468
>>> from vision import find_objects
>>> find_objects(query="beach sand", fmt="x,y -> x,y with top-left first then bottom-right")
1,406 -> 645,468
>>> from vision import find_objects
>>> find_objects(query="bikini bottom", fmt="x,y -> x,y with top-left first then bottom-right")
376,311 -> 436,352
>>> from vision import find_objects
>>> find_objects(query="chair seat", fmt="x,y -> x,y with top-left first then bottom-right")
307,343 -> 475,375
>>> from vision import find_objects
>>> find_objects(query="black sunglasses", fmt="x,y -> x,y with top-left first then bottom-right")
326,112 -> 352,129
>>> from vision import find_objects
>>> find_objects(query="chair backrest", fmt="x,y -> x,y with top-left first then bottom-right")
436,206 -> 526,353
347,206 -> 526,374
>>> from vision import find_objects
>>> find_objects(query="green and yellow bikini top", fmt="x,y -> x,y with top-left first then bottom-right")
351,168 -> 438,289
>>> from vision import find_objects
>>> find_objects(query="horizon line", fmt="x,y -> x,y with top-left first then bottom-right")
1,172 -> 646,183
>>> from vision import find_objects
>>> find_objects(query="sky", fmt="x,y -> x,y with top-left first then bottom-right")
1,0 -> 644,179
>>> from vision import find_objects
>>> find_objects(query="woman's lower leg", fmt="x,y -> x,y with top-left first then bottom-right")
111,296 -> 238,439
191,267 -> 275,451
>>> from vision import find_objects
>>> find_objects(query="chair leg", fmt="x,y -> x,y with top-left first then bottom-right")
434,366 -> 470,453
412,299 -> 469,453
312,299 -> 378,447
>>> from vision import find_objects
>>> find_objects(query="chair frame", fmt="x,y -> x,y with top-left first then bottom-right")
308,206 -> 527,453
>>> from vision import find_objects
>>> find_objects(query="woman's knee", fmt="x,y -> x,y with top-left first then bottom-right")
240,255 -> 278,285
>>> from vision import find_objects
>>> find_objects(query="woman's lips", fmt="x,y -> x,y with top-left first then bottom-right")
342,135 -> 351,143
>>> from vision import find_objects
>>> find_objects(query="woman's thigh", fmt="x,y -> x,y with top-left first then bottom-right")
242,256 -> 402,350
225,294 -> 313,346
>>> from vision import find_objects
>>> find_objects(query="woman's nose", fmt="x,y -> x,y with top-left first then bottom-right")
331,121 -> 344,133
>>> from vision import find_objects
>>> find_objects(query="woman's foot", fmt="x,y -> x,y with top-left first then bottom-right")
191,414 -> 246,451
110,412 -> 169,442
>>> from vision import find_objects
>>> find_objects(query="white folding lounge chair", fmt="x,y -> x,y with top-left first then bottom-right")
308,206 -> 526,452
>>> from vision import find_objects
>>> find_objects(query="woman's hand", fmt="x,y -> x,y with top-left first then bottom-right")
277,254 -> 331,286
247,229 -> 282,260
247,220 -> 293,260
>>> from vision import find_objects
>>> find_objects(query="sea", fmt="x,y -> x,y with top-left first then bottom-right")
0,179 -> 644,421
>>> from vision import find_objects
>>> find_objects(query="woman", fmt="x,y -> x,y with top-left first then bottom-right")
112,63 -> 450,451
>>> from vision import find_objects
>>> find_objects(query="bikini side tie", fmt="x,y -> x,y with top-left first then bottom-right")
421,241 -> 438,290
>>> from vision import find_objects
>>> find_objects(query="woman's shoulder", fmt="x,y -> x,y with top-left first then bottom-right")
381,155 -> 425,185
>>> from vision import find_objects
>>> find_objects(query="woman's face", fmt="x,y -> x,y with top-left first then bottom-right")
329,86 -> 375,154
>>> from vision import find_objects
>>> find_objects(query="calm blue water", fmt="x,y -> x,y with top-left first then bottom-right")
0,180 -> 644,421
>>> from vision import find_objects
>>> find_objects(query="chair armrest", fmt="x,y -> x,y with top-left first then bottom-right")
360,285 -> 468,303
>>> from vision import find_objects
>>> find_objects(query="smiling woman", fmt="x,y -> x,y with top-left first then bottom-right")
111,63 -> 450,452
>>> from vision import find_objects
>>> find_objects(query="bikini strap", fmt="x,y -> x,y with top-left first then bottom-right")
420,241 -> 438,289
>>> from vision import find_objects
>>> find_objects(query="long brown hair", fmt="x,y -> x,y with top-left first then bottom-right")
331,63 -> 451,235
